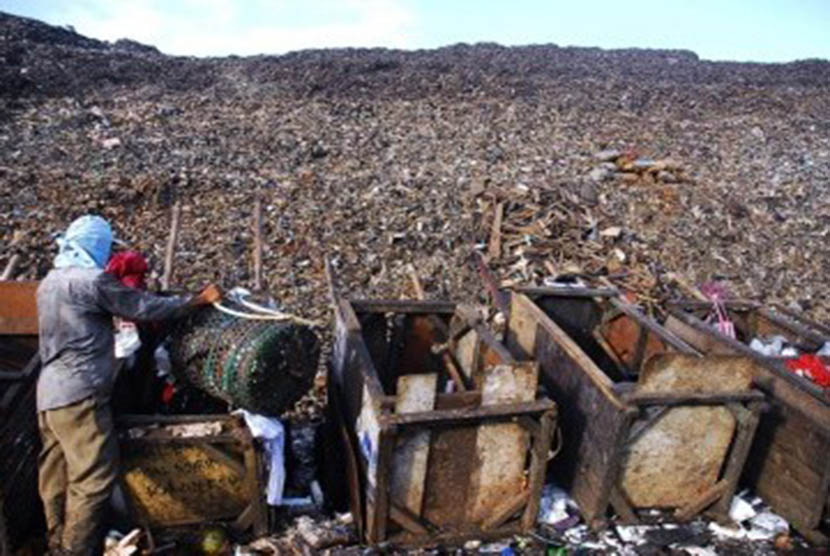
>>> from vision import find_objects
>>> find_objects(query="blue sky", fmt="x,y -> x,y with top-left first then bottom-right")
2,0 -> 828,62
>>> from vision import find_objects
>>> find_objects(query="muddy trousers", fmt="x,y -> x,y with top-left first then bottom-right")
37,397 -> 118,555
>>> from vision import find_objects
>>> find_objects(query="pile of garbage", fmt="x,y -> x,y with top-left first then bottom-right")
2,11 -> 830,328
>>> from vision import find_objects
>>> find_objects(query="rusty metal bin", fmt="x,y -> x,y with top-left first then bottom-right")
328,297 -> 556,546
505,287 -> 764,529
665,300 -> 830,544
117,414 -> 268,536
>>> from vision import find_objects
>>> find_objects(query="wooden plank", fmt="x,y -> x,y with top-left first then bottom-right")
161,201 -> 181,291
663,314 -> 740,355
754,445 -> 823,529
609,486 -> 638,524
384,399 -> 554,428
0,281 -> 38,336
624,391 -> 765,406
340,300 -> 386,401
505,292 -> 539,360
758,307 -> 828,348
252,195 -> 263,291
772,304 -> 830,338
482,490 -> 529,531
751,406 -> 827,475
518,286 -> 619,299
710,401 -> 763,517
516,291 -> 635,525
350,299 -> 456,314
454,329 -> 481,380
242,439 -> 268,536
467,362 -> 537,523
391,374 -> 437,517
367,425 -> 396,543
389,503 -> 431,536
521,409 -> 555,531
674,480 -> 729,521
488,202 -> 503,259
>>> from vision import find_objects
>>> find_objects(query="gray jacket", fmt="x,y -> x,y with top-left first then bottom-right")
36,267 -> 190,411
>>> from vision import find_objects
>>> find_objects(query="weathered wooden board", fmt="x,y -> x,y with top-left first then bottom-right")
455,329 -> 480,380
391,374 -> 437,516
467,362 -> 537,523
663,315 -> 739,356
510,293 -> 634,526
619,354 -> 753,507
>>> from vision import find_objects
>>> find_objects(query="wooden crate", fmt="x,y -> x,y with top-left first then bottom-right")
665,301 -> 830,544
329,297 -> 556,546
118,414 -> 268,536
506,288 -> 764,529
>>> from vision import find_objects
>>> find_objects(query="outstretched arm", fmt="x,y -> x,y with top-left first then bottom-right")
94,273 -> 220,322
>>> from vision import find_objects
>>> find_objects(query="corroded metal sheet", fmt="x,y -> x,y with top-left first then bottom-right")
121,443 -> 249,526
620,354 -> 753,507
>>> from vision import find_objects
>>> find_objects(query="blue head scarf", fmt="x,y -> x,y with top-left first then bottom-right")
54,215 -> 113,269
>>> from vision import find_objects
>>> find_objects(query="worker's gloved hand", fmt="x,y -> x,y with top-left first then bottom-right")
192,284 -> 223,306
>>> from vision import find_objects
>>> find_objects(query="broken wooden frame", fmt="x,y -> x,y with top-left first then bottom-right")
665,300 -> 830,545
506,287 -> 764,529
328,295 -> 556,546
117,414 -> 268,537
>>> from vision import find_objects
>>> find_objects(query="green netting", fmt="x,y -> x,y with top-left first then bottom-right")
168,305 -> 320,416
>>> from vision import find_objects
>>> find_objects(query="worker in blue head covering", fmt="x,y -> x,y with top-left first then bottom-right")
36,215 -> 221,555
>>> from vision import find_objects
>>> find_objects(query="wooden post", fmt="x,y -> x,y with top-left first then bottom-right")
253,195 -> 263,292
1,231 -> 24,281
161,202 -> 181,291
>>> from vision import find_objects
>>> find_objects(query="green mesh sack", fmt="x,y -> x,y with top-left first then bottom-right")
168,305 -> 320,416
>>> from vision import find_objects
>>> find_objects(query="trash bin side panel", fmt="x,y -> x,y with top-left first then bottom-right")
532,322 -> 632,524
753,436 -> 824,529
621,405 -> 736,507
121,443 -> 250,527
620,354 -> 753,508
422,392 -> 480,528
664,314 -> 740,355
466,362 -> 537,524
750,404 -> 828,530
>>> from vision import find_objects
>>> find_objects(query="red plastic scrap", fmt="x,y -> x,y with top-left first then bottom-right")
786,354 -> 830,387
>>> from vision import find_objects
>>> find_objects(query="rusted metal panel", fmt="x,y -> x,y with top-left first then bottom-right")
619,354 -> 753,508
0,282 -> 38,336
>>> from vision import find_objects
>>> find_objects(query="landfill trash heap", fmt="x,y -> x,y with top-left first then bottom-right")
1,9 -> 829,330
